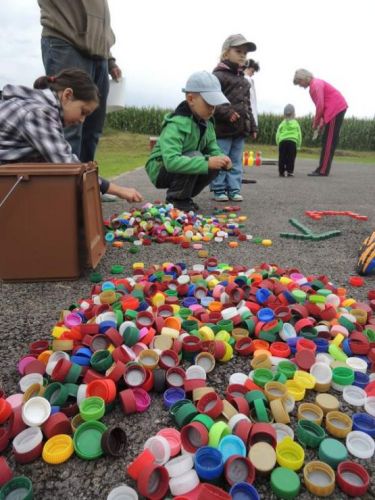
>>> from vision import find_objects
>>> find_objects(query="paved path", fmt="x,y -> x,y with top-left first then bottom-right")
1,158 -> 374,499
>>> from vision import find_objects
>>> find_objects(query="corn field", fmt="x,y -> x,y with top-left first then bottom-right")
106,107 -> 375,151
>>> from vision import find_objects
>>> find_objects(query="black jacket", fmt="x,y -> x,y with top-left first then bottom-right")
213,60 -> 257,138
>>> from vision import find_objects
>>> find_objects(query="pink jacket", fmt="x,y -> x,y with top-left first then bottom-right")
309,78 -> 348,129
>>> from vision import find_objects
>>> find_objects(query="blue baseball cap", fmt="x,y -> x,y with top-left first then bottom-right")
182,71 -> 229,106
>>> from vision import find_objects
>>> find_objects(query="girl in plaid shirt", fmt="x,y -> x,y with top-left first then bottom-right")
0,69 -> 142,202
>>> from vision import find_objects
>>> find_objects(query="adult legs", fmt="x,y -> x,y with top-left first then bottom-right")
318,110 -> 346,176
41,36 -> 109,161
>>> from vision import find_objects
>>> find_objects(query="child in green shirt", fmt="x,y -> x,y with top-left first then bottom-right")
276,104 -> 302,177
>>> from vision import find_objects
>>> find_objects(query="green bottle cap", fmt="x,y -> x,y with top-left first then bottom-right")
271,467 -> 300,499
318,438 -> 348,468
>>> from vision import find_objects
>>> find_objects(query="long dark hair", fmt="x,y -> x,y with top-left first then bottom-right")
33,68 -> 99,103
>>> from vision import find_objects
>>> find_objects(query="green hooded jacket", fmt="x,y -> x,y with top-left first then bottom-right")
276,119 -> 302,148
145,102 -> 224,185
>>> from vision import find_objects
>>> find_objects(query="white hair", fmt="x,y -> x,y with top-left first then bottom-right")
293,69 -> 313,85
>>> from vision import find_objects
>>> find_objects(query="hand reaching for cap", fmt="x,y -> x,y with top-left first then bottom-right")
208,156 -> 232,170
107,183 -> 143,203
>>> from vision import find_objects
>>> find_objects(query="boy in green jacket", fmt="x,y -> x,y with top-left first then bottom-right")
145,71 -> 232,211
276,104 -> 302,177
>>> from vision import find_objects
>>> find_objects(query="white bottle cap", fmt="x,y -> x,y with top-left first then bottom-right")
22,396 -> 51,427
169,469 -> 200,496
272,423 -> 294,443
364,396 -> 375,417
19,373 -> 44,393
143,435 -> 171,465
342,385 -> 366,407
346,430 -> 375,459
13,427 -> 43,454
165,453 -> 194,478
107,485 -> 138,500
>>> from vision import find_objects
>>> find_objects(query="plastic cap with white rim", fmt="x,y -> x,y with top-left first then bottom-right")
22,396 -> 51,427
77,384 -> 88,405
270,356 -> 286,366
228,413 -> 250,431
46,351 -> 70,375
282,394 -> 295,413
315,325 -> 331,334
169,468 -> 200,496
119,321 -> 136,336
221,307 -> 239,320
325,294 -> 340,307
342,386 -> 367,407
144,435 -> 171,465
229,373 -> 249,386
331,381 -> 345,392
272,423 -> 294,443
279,323 -> 296,341
19,373 -> 44,393
177,275 -> 190,285
185,365 -> 206,380
346,430 -> 375,459
95,312 -> 117,324
192,264 -> 205,273
165,453 -> 194,478
13,427 -> 43,454
346,357 -> 368,373
364,396 -> 375,417
310,362 -> 332,384
315,352 -> 334,365
107,485 -> 138,500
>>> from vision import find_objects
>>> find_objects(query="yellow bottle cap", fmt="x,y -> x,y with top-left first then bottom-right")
220,342 -> 233,362
293,370 -> 316,389
276,436 -> 305,470
42,434 -> 74,464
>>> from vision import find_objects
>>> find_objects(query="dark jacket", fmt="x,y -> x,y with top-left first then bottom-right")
213,60 -> 257,139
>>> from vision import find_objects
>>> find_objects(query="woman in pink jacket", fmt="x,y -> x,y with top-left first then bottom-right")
294,69 -> 348,176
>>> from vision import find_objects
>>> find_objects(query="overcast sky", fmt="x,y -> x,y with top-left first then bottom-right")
1,0 -> 374,118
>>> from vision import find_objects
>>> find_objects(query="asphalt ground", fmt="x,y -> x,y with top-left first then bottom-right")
0,157 -> 375,499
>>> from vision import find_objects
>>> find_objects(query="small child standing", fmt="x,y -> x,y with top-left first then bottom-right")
211,34 -> 258,202
276,104 -> 302,177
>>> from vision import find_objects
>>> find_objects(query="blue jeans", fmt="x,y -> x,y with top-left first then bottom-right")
41,37 -> 109,162
210,137 -> 245,195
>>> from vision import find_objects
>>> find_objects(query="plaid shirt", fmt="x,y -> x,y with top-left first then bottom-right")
0,85 -> 108,193
0,85 -> 79,163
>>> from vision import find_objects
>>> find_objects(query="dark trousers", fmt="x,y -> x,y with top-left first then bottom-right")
278,140 -> 297,175
41,36 -> 109,163
318,109 -> 346,176
156,167 -> 218,201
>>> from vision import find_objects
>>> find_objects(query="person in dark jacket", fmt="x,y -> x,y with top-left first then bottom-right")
211,34 -> 258,202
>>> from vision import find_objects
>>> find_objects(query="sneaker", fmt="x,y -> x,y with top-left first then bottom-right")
213,193 -> 229,202
101,193 -> 118,202
168,198 -> 195,211
307,171 -> 324,176
229,193 -> 243,202
287,173 -> 294,177
279,173 -> 286,177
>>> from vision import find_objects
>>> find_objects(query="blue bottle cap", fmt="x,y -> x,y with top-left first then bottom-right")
163,387 -> 186,409
255,288 -> 271,304
353,371 -> 369,389
194,446 -> 224,480
257,308 -> 275,322
352,413 -> 375,437
230,481 -> 260,499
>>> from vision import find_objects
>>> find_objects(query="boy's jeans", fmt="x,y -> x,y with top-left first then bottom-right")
41,36 -> 109,162
210,136 -> 245,195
